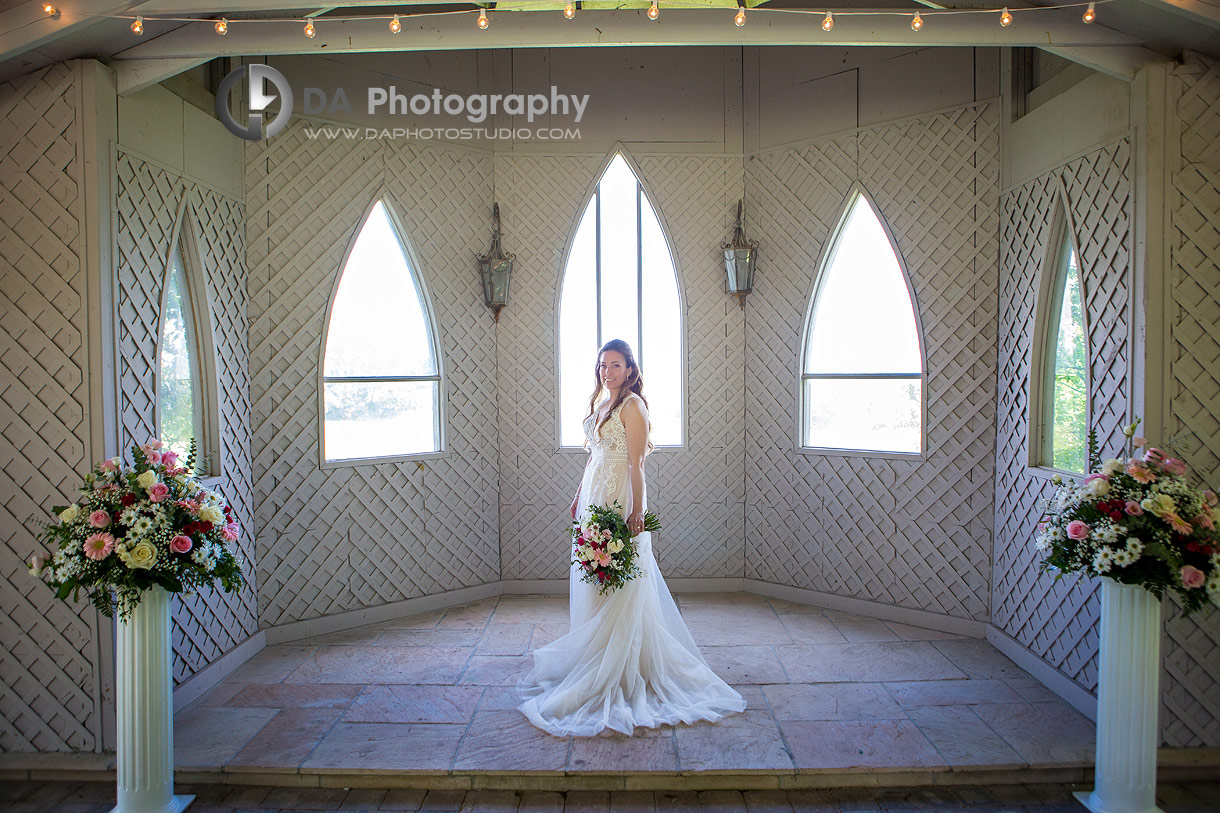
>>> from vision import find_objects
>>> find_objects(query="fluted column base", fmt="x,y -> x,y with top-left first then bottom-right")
109,586 -> 194,813
1073,578 -> 1163,813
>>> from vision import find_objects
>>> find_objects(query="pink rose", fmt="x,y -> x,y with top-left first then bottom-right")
1066,520 -> 1090,540
1143,447 -> 1165,464
1125,500 -> 1144,516
161,450 -> 178,468
83,532 -> 115,561
1132,436 -> 1145,448
170,535 -> 193,554
1126,462 -> 1155,484
147,482 -> 170,502
222,523 -> 239,542
1180,565 -> 1206,590
102,458 -> 120,473
1084,473 -> 1108,484
88,509 -> 110,528
1193,513 -> 1215,531
1162,458 -> 1187,476
1204,490 -> 1219,507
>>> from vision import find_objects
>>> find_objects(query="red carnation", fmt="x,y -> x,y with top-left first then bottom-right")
120,493 -> 137,507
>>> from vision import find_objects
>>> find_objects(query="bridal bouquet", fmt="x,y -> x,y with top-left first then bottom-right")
1036,419 -> 1220,615
29,440 -> 246,620
572,501 -> 661,595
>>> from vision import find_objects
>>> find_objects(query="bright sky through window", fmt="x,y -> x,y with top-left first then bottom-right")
802,194 -> 922,454
559,155 -> 682,448
322,201 -> 441,462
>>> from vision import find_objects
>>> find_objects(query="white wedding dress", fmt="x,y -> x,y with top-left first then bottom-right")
516,393 -> 746,737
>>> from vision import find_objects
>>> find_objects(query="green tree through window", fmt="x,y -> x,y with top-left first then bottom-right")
1047,236 -> 1088,472
158,242 -> 203,470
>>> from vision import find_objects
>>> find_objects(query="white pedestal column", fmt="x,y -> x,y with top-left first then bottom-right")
1074,578 -> 1163,813
111,586 -> 193,813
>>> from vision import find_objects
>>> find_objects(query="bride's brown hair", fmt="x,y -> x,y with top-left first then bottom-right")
586,339 -> 653,452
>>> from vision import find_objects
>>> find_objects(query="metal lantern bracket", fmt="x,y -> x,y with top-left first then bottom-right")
722,199 -> 758,309
476,203 -> 515,322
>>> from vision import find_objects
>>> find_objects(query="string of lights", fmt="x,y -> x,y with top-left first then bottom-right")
37,0 -> 1112,35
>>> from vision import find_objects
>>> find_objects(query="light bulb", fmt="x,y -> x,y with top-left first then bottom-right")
734,6 -> 746,26
478,8 -> 489,29
215,17 -> 228,35
131,16 -> 143,35
999,7 -> 1012,26
911,11 -> 923,30
648,1 -> 659,19
821,11 -> 834,31
564,2 -> 575,19
390,14 -> 402,33
304,19 -> 316,37
1082,2 -> 1096,23
42,4 -> 57,16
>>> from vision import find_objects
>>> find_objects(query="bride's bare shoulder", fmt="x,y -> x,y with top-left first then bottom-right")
621,393 -> 648,417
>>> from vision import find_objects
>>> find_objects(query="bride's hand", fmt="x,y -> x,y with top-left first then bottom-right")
627,510 -> 644,536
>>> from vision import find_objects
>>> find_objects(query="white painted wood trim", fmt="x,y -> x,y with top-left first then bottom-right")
986,623 -> 1099,721
171,631 -> 265,711
745,579 -> 988,637
263,582 -> 501,644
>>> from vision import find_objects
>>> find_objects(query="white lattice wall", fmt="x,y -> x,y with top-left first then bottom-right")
993,140 -> 1133,713
495,153 -> 747,580
0,64 -> 103,751
114,151 -> 258,686
1162,53 -> 1220,748
247,124 -> 499,626
744,105 -> 1001,621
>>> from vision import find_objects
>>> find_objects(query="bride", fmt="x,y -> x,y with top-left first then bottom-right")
516,339 -> 746,737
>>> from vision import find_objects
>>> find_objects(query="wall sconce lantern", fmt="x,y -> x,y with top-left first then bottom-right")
476,203 -> 515,322
722,199 -> 758,309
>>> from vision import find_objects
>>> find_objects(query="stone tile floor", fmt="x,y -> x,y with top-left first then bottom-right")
173,592 -> 1097,775
4,780 -> 1218,812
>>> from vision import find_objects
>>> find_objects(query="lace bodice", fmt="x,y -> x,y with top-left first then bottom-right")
583,394 -> 646,458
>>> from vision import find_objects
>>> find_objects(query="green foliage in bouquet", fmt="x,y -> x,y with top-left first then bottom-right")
1036,419 -> 1220,617
30,439 -> 246,620
571,501 -> 661,595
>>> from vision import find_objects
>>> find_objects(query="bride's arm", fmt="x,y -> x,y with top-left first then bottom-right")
620,397 -> 649,535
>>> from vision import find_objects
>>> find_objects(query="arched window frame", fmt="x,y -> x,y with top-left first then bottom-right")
317,194 -> 447,468
553,146 -> 688,452
797,185 -> 927,459
1028,184 -> 1091,476
154,198 -> 223,480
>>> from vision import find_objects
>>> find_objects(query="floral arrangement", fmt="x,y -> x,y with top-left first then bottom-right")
571,502 -> 661,595
1036,419 -> 1220,616
29,440 -> 245,620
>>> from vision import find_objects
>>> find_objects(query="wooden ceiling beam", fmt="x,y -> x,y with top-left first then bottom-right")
0,1 -> 137,65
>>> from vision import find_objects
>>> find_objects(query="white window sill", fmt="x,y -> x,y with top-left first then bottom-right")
322,449 -> 448,470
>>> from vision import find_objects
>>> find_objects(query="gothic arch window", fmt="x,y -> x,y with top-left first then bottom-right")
557,152 -> 683,448
320,199 -> 443,464
800,189 -> 924,455
156,210 -> 221,475
1031,197 -> 1089,473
